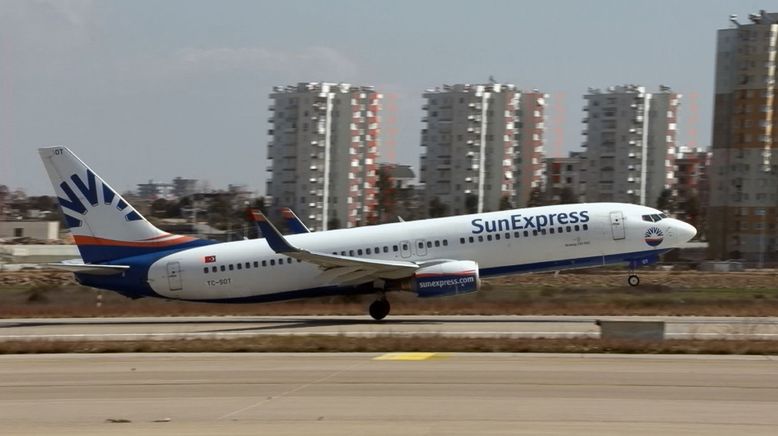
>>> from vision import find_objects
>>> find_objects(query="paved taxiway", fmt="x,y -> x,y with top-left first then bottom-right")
0,353 -> 776,435
1,315 -> 778,341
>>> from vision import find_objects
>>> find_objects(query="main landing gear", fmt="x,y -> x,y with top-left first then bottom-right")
369,297 -> 391,321
627,274 -> 640,287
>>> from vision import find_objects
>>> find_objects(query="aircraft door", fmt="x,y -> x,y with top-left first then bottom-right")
609,211 -> 626,240
167,262 -> 183,291
415,239 -> 428,257
400,240 -> 412,258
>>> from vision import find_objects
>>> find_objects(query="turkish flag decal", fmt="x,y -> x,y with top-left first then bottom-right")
204,256 -> 216,263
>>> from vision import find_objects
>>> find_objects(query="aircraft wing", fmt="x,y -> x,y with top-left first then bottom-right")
249,210 -> 418,282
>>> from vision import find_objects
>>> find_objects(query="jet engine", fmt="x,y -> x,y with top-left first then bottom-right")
402,260 -> 480,298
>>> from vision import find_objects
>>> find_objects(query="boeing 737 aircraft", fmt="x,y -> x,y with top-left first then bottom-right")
40,146 -> 696,320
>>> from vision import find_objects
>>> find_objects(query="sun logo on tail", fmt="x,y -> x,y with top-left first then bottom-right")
644,227 -> 664,247
57,169 -> 142,228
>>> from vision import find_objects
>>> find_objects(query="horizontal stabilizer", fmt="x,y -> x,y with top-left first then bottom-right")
44,262 -> 130,276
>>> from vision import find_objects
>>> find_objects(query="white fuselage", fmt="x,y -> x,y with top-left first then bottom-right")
146,203 -> 690,301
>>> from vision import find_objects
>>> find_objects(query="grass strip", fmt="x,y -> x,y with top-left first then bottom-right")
1,336 -> 777,355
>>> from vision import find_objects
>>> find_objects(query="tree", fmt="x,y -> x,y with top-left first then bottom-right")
557,187 -> 577,205
655,188 -> 676,213
526,187 -> 545,207
375,166 -> 396,223
464,193 -> 478,214
428,197 -> 448,218
499,195 -> 513,211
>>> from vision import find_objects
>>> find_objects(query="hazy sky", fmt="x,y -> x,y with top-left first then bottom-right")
0,0 -> 770,195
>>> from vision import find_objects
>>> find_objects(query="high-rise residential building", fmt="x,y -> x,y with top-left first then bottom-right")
419,83 -> 545,216
581,85 -> 680,206
544,152 -> 585,204
266,82 -> 380,230
708,11 -> 778,261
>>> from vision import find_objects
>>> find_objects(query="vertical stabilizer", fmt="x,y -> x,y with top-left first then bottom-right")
38,146 -> 207,263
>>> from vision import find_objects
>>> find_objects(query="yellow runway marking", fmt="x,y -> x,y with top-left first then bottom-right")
373,352 -> 442,361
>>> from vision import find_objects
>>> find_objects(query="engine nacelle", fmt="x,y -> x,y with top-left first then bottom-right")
411,260 -> 480,298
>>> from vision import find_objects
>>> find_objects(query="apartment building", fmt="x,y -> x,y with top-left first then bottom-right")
544,152 -> 585,204
581,85 -> 680,207
708,11 -> 778,261
419,83 -> 545,216
266,82 -> 380,230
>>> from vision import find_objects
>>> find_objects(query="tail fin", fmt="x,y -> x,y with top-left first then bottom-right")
39,146 -> 206,263
281,208 -> 311,234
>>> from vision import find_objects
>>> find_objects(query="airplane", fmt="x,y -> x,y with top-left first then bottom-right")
39,146 -> 697,320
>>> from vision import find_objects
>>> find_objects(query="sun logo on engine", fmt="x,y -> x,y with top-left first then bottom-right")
644,227 -> 664,247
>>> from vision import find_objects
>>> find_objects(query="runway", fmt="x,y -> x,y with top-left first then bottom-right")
1,315 -> 778,341
0,352 -> 776,435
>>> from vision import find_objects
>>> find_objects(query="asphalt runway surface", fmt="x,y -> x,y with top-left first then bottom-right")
1,315 -> 778,341
0,352 -> 776,435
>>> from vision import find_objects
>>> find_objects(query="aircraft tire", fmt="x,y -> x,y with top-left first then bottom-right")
369,298 -> 390,320
627,274 -> 640,287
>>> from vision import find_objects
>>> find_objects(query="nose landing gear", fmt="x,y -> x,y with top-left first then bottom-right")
627,274 -> 640,287
369,297 -> 391,320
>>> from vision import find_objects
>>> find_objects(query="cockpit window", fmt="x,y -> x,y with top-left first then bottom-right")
642,214 -> 666,223
642,215 -> 654,222
650,214 -> 662,221
659,213 -> 668,219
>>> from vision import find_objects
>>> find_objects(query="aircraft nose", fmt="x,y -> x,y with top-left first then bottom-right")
674,219 -> 697,242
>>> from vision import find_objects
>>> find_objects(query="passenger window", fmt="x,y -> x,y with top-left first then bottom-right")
418,242 -> 423,249
524,230 -> 529,237
460,237 -> 466,244
375,246 -> 380,253
514,231 -> 520,238
287,258 -> 292,264
541,229 -> 547,235
427,241 -> 432,248
487,234 -> 492,241
236,263 -> 242,270
212,266 -> 217,273
229,264 -> 234,271
549,228 -> 555,234
402,243 -> 409,250
262,260 -> 267,267
566,226 -> 571,232
574,225 -> 580,231
443,240 -> 448,246
341,251 -> 346,255
469,236 -> 475,243
358,249 -> 363,255
393,245 -> 399,252
495,234 -> 501,240
203,267 -> 209,273
349,250 -> 355,256
532,230 -> 538,236
253,261 -> 259,268
505,233 -> 511,239
478,235 -> 484,242
270,259 -> 275,266
434,241 -> 440,247
245,262 -> 250,269
583,224 -> 589,230
220,265 -> 226,272
383,246 -> 389,253
366,248 -> 372,255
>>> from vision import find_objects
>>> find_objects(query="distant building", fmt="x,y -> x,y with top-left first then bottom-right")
137,180 -> 173,200
581,84 -> 680,206
675,146 -> 710,234
0,220 -> 60,241
172,177 -> 199,199
707,11 -> 778,261
377,164 -> 420,222
419,83 -> 546,216
544,152 -> 585,204
266,82 -> 380,230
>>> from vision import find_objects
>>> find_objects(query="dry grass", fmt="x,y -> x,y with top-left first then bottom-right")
1,336 -> 777,355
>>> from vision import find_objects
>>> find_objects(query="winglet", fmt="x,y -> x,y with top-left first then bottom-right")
249,210 -> 297,253
281,208 -> 311,234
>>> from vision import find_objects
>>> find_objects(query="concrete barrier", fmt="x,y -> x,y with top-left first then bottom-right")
596,320 -> 665,341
